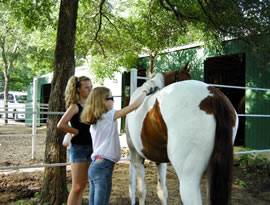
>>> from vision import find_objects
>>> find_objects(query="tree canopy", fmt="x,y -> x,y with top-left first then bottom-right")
77,0 -> 270,78
0,2 -> 57,92
1,0 -> 270,203
1,0 -> 270,85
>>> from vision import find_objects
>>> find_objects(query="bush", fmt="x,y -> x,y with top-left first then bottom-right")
238,149 -> 270,178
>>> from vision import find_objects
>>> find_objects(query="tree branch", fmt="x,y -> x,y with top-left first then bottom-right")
96,39 -> 105,58
0,37 -> 8,67
159,0 -> 200,21
197,0 -> 241,37
103,14 -> 121,38
90,0 -> 106,51
159,0 -> 171,11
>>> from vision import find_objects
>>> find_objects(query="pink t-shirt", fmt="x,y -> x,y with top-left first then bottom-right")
90,109 -> 121,162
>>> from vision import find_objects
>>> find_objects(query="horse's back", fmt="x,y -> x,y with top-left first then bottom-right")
159,80 -> 237,134
127,80 -> 238,164
159,80 -> 237,177
159,80 -> 217,140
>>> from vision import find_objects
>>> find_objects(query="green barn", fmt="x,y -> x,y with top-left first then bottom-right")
122,38 -> 270,150
25,73 -> 52,126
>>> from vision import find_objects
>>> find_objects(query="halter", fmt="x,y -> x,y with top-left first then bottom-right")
147,86 -> 160,96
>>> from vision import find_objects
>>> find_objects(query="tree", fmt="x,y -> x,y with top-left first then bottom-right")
2,0 -> 58,78
0,1 -> 57,90
24,28 -> 57,76
73,0 -> 182,78
0,6 -> 27,123
39,0 -> 79,203
80,0 -> 270,78
158,0 -> 270,59
0,4 -> 57,124
122,0 -> 198,75
75,0 -> 141,80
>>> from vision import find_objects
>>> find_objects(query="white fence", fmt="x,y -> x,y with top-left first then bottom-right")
1,68 -> 270,171
130,69 -> 270,156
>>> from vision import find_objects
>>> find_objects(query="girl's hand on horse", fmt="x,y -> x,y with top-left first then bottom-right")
142,83 -> 153,95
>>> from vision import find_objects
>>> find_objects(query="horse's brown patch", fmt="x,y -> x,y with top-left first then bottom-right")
200,86 -> 236,205
141,99 -> 169,163
199,86 -> 236,127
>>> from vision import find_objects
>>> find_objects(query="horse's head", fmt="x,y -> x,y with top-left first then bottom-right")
163,62 -> 191,86
141,62 -> 191,93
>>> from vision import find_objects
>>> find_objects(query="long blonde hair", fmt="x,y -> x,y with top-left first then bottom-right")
80,87 -> 110,124
65,76 -> 91,109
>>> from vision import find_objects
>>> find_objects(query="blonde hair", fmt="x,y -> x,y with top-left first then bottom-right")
80,87 -> 110,124
65,76 -> 91,109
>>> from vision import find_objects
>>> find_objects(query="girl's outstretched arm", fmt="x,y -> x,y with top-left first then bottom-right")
113,90 -> 148,121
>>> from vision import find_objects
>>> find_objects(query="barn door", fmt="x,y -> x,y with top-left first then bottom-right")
41,83 -> 51,124
204,53 -> 245,146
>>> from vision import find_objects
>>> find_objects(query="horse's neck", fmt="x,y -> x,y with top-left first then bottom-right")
129,73 -> 165,104
150,73 -> 165,89
130,73 -> 164,102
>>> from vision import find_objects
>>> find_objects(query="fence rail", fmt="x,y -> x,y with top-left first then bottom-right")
1,70 -> 270,170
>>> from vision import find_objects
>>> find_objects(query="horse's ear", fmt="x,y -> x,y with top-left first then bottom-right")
182,62 -> 190,73
150,73 -> 156,79
186,67 -> 191,73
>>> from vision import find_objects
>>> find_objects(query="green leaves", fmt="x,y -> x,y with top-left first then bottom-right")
0,3 -> 56,92
2,0 -> 270,83
89,51 -> 138,82
4,0 -> 58,30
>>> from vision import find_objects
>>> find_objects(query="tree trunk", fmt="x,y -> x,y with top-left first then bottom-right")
40,0 -> 79,204
1,37 -> 10,124
3,70 -> 9,124
148,52 -> 157,77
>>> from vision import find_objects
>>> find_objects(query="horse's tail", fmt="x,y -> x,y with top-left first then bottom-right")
208,96 -> 236,205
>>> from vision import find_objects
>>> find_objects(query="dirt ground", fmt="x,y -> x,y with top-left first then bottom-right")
0,121 -> 270,204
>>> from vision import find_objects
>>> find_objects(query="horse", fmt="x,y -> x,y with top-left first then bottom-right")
125,63 -> 239,205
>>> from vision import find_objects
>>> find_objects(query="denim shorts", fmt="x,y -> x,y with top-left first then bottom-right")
69,144 -> 93,163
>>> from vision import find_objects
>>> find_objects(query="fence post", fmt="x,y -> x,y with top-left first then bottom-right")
32,77 -> 37,159
130,68 -> 138,95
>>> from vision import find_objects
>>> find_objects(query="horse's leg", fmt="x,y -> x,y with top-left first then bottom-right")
126,127 -> 137,205
134,156 -> 146,205
179,175 -> 202,205
129,149 -> 137,205
169,143 -> 212,205
172,160 -> 204,205
156,163 -> 168,205
126,129 -> 146,205
129,147 -> 146,205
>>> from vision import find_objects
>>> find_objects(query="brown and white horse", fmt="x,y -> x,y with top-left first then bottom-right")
126,64 -> 239,205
